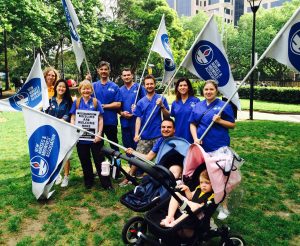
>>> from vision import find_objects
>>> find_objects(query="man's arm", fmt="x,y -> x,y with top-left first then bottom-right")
134,117 -> 141,142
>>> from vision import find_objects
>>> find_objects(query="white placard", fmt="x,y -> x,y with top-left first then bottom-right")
75,110 -> 99,141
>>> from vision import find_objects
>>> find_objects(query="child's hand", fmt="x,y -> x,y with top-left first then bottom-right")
177,184 -> 189,192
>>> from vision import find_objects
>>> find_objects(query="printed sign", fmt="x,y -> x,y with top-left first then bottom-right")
75,110 -> 99,141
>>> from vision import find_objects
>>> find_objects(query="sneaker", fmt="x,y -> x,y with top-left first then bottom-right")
217,208 -> 230,220
61,176 -> 69,188
119,179 -> 132,187
55,174 -> 62,185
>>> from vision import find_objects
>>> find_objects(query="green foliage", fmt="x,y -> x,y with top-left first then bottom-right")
238,86 -> 300,103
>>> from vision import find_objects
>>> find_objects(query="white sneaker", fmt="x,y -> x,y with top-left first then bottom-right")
61,176 -> 69,187
55,174 -> 62,185
217,208 -> 230,220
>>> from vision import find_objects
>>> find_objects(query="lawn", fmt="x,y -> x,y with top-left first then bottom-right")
0,112 -> 299,246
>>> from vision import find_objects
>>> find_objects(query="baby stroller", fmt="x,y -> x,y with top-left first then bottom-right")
109,143 -> 245,246
120,137 -> 190,213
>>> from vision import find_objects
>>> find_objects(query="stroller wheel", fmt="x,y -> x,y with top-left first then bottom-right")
219,234 -> 246,246
122,216 -> 147,245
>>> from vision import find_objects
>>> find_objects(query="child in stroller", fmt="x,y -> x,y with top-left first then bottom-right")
160,169 -> 216,230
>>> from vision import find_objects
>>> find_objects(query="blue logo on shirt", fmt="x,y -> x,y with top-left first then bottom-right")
288,22 -> 300,71
192,40 -> 230,87
29,125 -> 60,183
9,78 -> 42,111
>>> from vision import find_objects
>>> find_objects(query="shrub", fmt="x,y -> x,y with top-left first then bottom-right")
238,86 -> 300,104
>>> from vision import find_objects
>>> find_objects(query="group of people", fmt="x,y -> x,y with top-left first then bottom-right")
43,60 -> 236,220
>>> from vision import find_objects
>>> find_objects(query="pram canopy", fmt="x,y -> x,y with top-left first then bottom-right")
183,144 -> 242,204
155,137 -> 190,168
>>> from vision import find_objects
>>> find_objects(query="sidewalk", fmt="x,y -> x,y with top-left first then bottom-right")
237,110 -> 300,123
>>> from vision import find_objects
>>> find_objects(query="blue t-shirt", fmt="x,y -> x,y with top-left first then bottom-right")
46,97 -> 72,122
134,93 -> 169,140
188,98 -> 235,152
120,83 -> 146,128
171,96 -> 200,143
70,97 -> 104,144
92,80 -> 122,126
151,137 -> 164,153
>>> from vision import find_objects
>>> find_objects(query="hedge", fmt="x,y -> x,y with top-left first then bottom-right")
238,86 -> 300,104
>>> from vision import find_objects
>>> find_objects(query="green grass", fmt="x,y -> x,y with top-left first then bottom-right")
0,112 -> 299,245
165,95 -> 300,113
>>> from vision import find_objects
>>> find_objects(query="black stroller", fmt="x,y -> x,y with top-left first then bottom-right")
120,137 -> 190,213
102,143 -> 245,246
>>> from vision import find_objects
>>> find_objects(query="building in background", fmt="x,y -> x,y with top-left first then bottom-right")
166,0 -> 292,25
244,0 -> 291,13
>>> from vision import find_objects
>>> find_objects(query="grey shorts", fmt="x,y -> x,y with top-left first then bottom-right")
136,138 -> 159,154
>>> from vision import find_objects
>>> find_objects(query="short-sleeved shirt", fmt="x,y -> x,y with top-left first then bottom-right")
46,97 -> 72,122
134,93 -> 169,140
92,80 -> 122,126
119,83 -> 146,128
70,97 -> 104,144
151,137 -> 164,153
188,98 -> 235,152
171,96 -> 200,143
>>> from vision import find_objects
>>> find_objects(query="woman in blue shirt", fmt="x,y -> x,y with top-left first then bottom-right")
70,80 -> 112,190
171,78 -> 200,143
189,80 -> 235,220
46,79 -> 73,187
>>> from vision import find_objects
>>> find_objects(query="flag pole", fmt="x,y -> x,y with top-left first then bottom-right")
134,14 -> 166,105
198,7 -> 300,141
137,15 -> 214,138
22,105 -> 155,166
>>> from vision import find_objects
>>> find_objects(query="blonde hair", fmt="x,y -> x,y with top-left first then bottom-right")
78,80 -> 94,93
200,169 -> 210,181
43,67 -> 59,86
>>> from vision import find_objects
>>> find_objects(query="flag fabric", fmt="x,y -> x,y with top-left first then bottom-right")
22,105 -> 84,199
265,7 -> 300,72
62,0 -> 85,71
181,16 -> 241,110
0,54 -> 49,112
151,15 -> 176,84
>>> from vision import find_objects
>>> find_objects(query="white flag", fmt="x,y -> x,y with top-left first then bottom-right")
181,16 -> 241,110
0,54 -> 49,112
62,0 -> 85,71
265,7 -> 300,72
22,105 -> 84,199
151,15 -> 176,84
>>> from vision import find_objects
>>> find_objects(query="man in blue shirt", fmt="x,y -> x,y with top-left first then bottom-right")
91,61 -> 122,152
124,75 -> 169,180
119,68 -> 146,186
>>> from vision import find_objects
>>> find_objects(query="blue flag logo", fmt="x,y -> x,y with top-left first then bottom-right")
29,125 -> 60,183
192,40 -> 230,87
62,0 -> 79,41
9,78 -> 42,111
288,22 -> 300,71
161,34 -> 173,59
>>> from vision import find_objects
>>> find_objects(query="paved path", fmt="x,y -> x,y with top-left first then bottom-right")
237,110 -> 300,123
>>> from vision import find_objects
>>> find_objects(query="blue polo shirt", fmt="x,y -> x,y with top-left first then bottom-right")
46,97 -> 72,122
120,83 -> 146,128
92,80 -> 122,126
151,137 -> 164,153
70,97 -> 104,144
188,98 -> 235,152
134,93 -> 169,140
171,96 -> 200,143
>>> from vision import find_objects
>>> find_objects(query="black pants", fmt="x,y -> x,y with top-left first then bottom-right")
76,141 -> 112,188
103,125 -> 119,151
